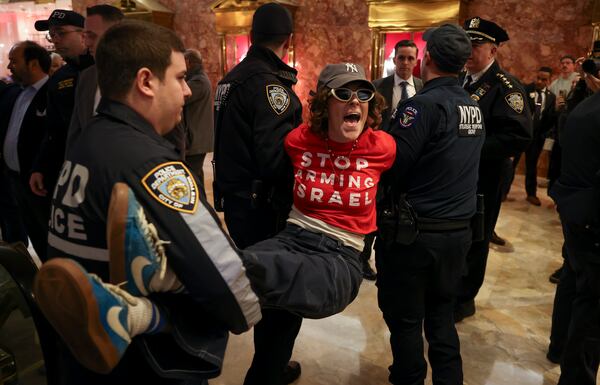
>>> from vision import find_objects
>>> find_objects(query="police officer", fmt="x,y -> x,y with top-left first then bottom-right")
29,10 -> 94,236
213,3 -> 302,384
549,75 -> 600,385
454,17 -> 532,321
375,24 -> 484,385
44,20 -> 258,384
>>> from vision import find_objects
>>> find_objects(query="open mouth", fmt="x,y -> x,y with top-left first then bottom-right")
344,112 -> 361,124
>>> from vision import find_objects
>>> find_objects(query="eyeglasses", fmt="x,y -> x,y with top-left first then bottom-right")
329,88 -> 375,103
46,29 -> 82,43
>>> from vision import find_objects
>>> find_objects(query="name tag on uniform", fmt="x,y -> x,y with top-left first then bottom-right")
457,105 -> 483,137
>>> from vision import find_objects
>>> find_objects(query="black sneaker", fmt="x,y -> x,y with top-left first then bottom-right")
362,260 -> 377,281
283,361 -> 301,384
549,267 -> 562,284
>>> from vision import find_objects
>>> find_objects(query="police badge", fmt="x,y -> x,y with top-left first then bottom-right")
469,17 -> 480,29
142,162 -> 198,213
266,84 -> 290,115
505,92 -> 524,113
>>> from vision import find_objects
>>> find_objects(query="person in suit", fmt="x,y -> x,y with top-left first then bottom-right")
373,40 -> 423,132
65,4 -> 124,151
182,49 -> 213,193
0,79 -> 28,245
363,40 -> 423,280
511,67 -> 556,205
0,41 -> 51,258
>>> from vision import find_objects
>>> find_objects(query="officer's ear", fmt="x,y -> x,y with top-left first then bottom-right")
134,67 -> 157,98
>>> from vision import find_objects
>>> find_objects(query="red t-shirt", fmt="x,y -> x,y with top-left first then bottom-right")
284,123 -> 396,235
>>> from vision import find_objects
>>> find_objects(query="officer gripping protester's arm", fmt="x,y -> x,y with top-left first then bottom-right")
374,24 -> 484,385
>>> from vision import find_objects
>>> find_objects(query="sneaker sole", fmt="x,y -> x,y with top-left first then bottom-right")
108,183 -> 129,285
33,258 -> 121,374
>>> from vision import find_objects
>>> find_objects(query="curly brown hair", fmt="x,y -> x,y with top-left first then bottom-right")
308,87 -> 387,137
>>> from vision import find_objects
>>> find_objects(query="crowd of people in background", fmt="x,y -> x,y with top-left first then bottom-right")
0,2 -> 599,385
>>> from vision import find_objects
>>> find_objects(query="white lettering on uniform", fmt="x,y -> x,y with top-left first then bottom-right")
54,160 -> 72,200
68,214 -> 87,240
62,164 -> 89,208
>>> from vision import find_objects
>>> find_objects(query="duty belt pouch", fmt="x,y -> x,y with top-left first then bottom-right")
394,194 -> 419,245
471,193 -> 485,242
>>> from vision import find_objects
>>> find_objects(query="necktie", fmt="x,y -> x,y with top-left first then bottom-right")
463,75 -> 473,89
400,81 -> 409,101
534,90 -> 542,120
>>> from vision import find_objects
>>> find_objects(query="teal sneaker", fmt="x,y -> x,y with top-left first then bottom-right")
108,183 -> 172,296
34,258 -> 135,374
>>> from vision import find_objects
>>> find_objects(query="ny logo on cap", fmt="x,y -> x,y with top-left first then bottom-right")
51,11 -> 66,19
469,17 -> 480,29
345,63 -> 359,73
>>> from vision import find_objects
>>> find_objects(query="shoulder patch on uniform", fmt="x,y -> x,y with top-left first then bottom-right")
505,92 -> 524,113
141,162 -> 198,214
398,105 -> 419,128
266,84 -> 290,115
57,78 -> 74,90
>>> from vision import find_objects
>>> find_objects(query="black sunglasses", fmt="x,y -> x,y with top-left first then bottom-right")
329,88 -> 375,103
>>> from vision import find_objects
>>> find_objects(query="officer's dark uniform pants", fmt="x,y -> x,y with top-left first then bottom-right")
549,244 -> 574,360
457,159 -> 504,306
375,228 -> 471,385
5,169 -> 50,260
510,133 -> 545,197
556,220 -> 600,385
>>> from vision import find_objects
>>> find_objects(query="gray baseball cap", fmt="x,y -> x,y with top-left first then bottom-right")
317,63 -> 375,91
423,24 -> 472,74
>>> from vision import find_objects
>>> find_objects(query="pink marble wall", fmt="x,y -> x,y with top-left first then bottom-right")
72,0 -> 595,105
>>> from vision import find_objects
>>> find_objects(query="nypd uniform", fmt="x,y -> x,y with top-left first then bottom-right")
455,17 -> 532,316
213,44 -> 302,248
48,99 -> 260,383
375,25 -> 485,385
549,91 -> 600,385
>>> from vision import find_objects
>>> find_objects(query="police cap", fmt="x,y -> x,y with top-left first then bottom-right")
252,3 -> 293,36
317,63 -> 375,91
463,17 -> 509,44
423,24 -> 472,74
35,9 -> 85,31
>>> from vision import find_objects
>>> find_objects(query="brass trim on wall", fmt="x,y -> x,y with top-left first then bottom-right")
210,0 -> 300,76
367,0 -> 461,79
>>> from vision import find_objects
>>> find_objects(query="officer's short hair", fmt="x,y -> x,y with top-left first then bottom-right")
394,40 -> 418,58
20,41 -> 51,74
86,4 -> 124,23
539,66 -> 553,74
96,20 -> 185,101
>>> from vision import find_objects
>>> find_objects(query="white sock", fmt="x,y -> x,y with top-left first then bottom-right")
127,297 -> 165,337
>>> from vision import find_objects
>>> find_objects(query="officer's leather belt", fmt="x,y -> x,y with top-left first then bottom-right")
417,218 -> 471,232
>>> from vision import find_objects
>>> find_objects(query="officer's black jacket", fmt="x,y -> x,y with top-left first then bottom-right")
48,99 -> 261,335
524,82 -> 556,136
385,76 -> 485,219
462,60 -> 532,160
33,53 -> 94,186
213,45 -> 302,198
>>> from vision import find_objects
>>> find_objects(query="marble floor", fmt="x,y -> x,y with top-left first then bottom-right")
203,156 -> 585,385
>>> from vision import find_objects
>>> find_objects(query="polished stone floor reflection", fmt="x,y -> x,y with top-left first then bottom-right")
204,159 -> 585,385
